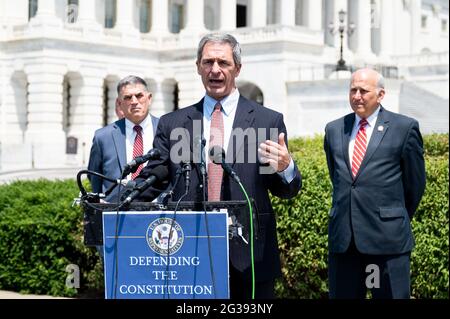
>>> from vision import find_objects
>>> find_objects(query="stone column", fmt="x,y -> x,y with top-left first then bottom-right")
378,0 -> 394,59
151,0 -> 169,34
106,79 -> 118,124
331,0 -> 349,51
24,62 -> 66,168
0,67 -> 33,171
68,71 -> 105,166
220,0 -> 236,30
77,0 -> 102,33
2,70 -> 28,145
303,0 -> 322,30
249,0 -> 267,28
183,0 -> 205,33
149,80 -> 176,118
115,0 -> 139,37
280,0 -> 296,26
349,0 -> 374,59
28,0 -> 62,29
409,0 -> 421,54
1,0 -> 28,26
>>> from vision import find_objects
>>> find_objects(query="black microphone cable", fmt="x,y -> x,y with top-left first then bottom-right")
112,174 -> 122,299
114,166 -> 168,299
165,162 -> 191,299
202,175 -> 218,299
196,138 -> 218,298
209,146 -> 255,299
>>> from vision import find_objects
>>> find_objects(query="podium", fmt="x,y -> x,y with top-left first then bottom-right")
82,201 -> 257,299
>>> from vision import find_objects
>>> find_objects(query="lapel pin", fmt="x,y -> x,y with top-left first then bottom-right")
377,125 -> 384,132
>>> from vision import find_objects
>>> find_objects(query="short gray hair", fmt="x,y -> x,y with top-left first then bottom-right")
196,33 -> 242,66
376,73 -> 385,92
117,75 -> 148,95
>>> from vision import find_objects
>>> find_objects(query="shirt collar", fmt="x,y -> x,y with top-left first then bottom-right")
204,88 -> 240,117
125,114 -> 151,132
355,105 -> 381,128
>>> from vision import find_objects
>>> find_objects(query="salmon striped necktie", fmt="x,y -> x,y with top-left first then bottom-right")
351,118 -> 368,178
131,125 -> 143,179
207,102 -> 224,201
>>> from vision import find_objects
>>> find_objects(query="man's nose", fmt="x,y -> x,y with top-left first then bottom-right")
211,61 -> 220,73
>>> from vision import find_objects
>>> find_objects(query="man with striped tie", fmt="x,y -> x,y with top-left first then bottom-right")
88,75 -> 159,203
324,68 -> 426,299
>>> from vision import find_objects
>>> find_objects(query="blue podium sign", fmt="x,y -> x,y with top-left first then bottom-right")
102,210 -> 229,299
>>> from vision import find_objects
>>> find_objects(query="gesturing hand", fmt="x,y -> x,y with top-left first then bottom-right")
258,132 -> 291,173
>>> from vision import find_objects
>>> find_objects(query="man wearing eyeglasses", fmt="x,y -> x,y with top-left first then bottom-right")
87,75 -> 159,203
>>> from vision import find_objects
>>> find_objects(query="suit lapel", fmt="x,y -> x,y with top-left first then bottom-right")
342,114 -> 354,178
356,107 -> 389,179
228,96 -> 255,166
151,115 -> 159,136
111,119 -> 127,173
185,100 -> 204,156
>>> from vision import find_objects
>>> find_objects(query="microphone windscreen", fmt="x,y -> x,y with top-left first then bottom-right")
151,165 -> 169,181
209,145 -> 225,164
147,148 -> 161,159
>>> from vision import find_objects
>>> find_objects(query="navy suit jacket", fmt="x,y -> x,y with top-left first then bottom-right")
87,115 -> 159,202
324,106 -> 426,255
136,95 -> 302,281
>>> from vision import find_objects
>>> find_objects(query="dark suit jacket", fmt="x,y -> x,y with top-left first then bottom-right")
324,106 -> 426,255
136,95 -> 302,281
87,115 -> 159,202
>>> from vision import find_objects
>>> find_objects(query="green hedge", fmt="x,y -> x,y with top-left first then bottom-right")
0,134 -> 447,298
0,180 -> 102,297
273,133 -> 449,299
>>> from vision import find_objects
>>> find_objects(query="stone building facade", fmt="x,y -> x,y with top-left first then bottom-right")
0,0 -> 448,171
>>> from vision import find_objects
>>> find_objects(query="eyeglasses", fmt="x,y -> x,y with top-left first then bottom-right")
121,92 -> 147,102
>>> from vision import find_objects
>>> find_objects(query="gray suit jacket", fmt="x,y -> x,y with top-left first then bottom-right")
87,115 -> 159,202
324,106 -> 426,255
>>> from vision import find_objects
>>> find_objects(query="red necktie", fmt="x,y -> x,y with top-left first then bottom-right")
208,103 -> 224,201
351,119 -> 368,178
132,125 -> 143,179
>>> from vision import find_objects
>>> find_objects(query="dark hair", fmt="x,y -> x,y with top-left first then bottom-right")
196,33 -> 242,66
117,75 -> 149,95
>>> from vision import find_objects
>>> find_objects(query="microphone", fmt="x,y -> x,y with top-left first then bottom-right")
121,165 -> 169,206
121,148 -> 161,178
182,162 -> 192,192
194,136 -> 207,176
209,146 -> 241,183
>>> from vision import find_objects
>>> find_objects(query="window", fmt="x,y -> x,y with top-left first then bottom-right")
140,0 -> 151,33
28,0 -> 38,20
105,0 -> 117,28
171,3 -> 184,33
421,15 -> 427,29
236,4 -> 247,27
66,0 -> 79,24
102,82 -> 109,127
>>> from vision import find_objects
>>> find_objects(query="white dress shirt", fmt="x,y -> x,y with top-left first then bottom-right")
202,88 -> 295,183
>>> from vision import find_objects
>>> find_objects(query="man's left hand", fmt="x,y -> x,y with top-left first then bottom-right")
258,132 -> 291,172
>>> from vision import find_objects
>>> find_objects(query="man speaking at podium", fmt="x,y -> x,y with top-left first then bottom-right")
135,33 -> 302,299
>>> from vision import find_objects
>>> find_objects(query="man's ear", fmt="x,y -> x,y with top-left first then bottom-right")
235,64 -> 242,77
377,88 -> 385,103
196,61 -> 201,75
